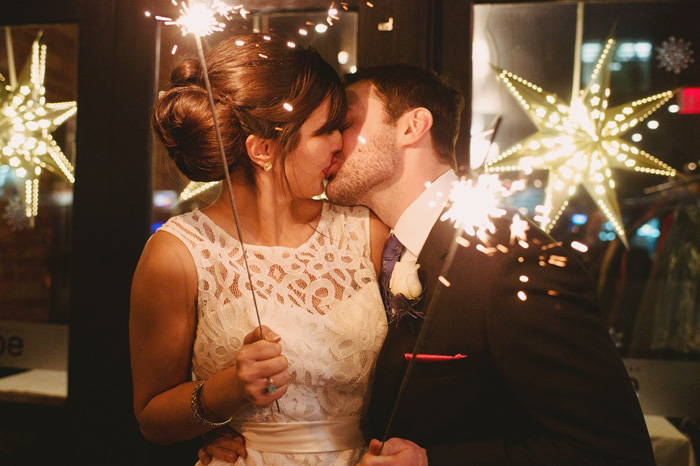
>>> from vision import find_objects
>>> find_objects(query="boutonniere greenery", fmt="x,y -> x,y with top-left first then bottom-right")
387,260 -> 424,322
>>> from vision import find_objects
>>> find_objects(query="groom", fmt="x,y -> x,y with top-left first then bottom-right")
323,64 -> 655,465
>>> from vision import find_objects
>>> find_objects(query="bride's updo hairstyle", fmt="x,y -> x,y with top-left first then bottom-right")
152,33 -> 346,184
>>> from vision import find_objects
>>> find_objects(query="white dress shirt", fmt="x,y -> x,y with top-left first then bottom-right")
392,170 -> 459,261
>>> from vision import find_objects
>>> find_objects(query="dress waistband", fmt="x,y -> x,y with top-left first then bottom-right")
229,417 -> 366,454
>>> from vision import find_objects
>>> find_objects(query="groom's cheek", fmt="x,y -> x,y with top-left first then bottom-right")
342,133 -> 359,156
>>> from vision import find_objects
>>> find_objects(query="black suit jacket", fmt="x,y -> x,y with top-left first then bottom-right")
365,211 -> 655,465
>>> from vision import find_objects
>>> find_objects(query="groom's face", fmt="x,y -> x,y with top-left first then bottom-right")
325,80 -> 400,206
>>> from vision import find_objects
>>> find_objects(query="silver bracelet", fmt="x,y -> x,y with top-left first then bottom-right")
190,381 -> 232,427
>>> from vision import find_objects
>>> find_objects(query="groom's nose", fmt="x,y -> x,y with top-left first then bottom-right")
330,129 -> 343,152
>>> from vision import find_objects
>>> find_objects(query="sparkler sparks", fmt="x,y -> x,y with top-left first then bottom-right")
441,174 -> 509,240
510,214 -> 529,245
570,241 -> 588,253
158,1 -> 250,37
175,2 -> 224,36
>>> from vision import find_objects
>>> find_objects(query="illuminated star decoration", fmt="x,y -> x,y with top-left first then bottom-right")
485,37 -> 677,248
656,36 -> 694,74
0,31 -> 76,226
178,180 -> 218,204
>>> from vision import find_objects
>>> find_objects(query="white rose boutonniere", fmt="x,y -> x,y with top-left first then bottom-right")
389,260 -> 423,300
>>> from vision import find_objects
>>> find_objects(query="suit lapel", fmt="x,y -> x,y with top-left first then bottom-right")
415,211 -> 455,313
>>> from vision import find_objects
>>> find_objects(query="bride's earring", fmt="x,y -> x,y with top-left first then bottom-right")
263,162 -> 272,172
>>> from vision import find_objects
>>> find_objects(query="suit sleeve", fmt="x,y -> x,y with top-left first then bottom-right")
427,238 -> 654,465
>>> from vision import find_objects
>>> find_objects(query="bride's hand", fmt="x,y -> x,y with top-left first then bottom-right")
236,325 -> 289,406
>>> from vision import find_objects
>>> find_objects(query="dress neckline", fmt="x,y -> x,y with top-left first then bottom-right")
194,201 -> 329,251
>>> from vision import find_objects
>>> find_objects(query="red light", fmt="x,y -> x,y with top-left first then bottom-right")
679,88 -> 700,114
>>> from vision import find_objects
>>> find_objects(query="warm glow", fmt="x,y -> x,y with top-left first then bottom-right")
441,175 -> 506,238
176,2 -> 224,36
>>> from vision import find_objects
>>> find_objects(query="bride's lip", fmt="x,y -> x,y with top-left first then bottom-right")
324,155 -> 342,177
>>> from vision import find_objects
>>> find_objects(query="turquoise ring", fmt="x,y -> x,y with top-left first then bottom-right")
266,378 -> 277,393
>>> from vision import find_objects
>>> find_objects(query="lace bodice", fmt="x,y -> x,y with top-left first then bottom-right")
160,203 -> 387,464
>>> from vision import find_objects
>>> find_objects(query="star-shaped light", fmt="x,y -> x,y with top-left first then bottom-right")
0,32 -> 77,223
485,37 -> 677,247
178,180 -> 219,203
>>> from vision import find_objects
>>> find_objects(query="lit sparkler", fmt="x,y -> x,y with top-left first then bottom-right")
163,0 -> 267,342
382,172 -> 530,447
441,174 -> 508,240
158,0 -> 248,37
152,0 -> 320,412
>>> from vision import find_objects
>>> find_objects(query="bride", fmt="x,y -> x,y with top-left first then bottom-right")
130,33 -> 388,464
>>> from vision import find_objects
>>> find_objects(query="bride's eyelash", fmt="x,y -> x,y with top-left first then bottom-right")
340,122 -> 352,132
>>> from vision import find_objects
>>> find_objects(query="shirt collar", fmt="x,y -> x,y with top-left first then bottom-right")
393,170 -> 459,258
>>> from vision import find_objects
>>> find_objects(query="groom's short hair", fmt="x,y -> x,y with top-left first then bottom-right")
347,64 -> 464,166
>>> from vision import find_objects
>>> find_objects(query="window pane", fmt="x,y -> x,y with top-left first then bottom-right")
0,24 -> 76,402
473,1 -> 700,356
0,24 -> 77,325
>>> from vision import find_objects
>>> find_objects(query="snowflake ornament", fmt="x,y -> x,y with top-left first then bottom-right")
656,36 -> 694,74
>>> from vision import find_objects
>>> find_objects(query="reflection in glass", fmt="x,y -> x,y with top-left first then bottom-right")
472,1 -> 700,358
0,25 -> 77,325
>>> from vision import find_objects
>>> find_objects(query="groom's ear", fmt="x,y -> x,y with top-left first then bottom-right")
397,107 -> 433,147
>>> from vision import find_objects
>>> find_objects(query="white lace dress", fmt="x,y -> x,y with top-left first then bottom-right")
159,202 -> 388,465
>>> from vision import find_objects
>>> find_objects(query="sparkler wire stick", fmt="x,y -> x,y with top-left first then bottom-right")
380,222 -> 466,450
192,32 -> 280,413
380,121 -> 508,452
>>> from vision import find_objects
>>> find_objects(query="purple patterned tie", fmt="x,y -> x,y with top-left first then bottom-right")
379,233 -> 405,310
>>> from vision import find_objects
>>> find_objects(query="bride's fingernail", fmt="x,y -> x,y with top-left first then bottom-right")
267,332 -> 281,342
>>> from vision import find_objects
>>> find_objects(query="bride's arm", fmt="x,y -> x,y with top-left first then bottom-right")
129,232 -> 288,444
369,211 -> 390,277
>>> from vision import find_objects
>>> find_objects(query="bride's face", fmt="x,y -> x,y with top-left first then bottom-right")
283,96 -> 343,199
